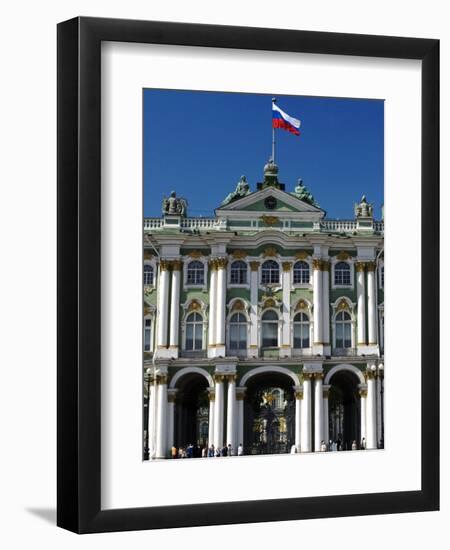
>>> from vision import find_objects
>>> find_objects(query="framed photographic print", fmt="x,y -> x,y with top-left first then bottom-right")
57,17 -> 439,533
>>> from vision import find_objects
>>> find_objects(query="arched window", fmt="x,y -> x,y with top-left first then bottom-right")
335,311 -> 352,348
143,264 -> 154,285
261,260 -> 280,284
144,317 -> 152,352
230,260 -> 247,285
293,261 -> 310,284
187,261 -> 204,285
293,312 -> 310,348
185,312 -> 203,350
262,310 -> 279,347
229,312 -> 247,351
334,262 -> 351,286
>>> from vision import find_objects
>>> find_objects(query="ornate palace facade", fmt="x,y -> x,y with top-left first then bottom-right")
143,160 -> 384,459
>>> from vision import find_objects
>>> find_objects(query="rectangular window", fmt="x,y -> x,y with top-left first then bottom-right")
230,269 -> 246,285
262,323 -> 278,347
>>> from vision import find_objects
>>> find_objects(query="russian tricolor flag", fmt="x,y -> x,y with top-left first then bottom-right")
272,102 -> 301,136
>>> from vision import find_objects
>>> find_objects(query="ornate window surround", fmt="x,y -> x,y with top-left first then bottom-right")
331,255 -> 355,290
290,298 -> 313,356
259,307 -> 282,349
227,259 -> 250,288
180,299 -> 208,352
226,308 -> 250,357
260,258 -> 282,287
183,257 -> 208,291
143,258 -> 157,291
331,296 -> 356,354
291,258 -> 312,288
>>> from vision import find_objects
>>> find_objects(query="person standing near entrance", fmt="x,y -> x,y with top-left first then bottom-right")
237,443 -> 244,456
361,437 -> 366,449
171,445 -> 177,459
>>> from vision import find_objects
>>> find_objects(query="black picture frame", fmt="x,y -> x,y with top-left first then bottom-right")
57,16 -> 439,533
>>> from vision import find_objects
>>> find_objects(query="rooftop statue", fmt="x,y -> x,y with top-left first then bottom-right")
354,195 -> 373,218
221,175 -> 251,206
293,179 -> 319,207
162,191 -> 188,217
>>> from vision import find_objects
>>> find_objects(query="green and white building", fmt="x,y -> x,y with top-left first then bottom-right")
143,160 -> 384,459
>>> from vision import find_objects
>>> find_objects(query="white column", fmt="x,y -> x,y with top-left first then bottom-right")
295,389 -> 302,451
249,262 -> 259,357
281,262 -> 292,356
356,262 -> 367,346
323,385 -> 330,447
313,261 -> 323,344
156,261 -> 171,348
300,375 -> 312,452
314,374 -> 324,451
322,264 -> 330,345
169,261 -> 181,354
226,375 -> 237,451
167,392 -> 176,450
208,390 -> 215,447
208,261 -> 217,357
367,263 -> 377,345
213,375 -> 224,449
359,387 -> 367,447
148,376 -> 156,458
215,259 -> 227,355
155,374 -> 168,458
366,370 -> 377,449
236,389 -> 245,449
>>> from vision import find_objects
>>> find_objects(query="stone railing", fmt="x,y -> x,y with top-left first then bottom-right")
320,220 -> 357,232
144,218 -> 163,230
144,217 -> 384,233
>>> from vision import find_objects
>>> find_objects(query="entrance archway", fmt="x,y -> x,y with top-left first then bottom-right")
328,369 -> 361,450
243,371 -> 295,455
174,373 -> 209,451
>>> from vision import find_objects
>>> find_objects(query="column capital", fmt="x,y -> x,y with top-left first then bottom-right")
294,390 -> 304,400
282,261 -> 292,272
214,374 -> 226,383
249,260 -> 260,271
225,374 -> 237,383
208,390 -> 216,401
215,257 -> 228,270
236,387 -> 246,400
159,259 -> 172,271
208,258 -> 218,270
167,389 -> 178,403
355,261 -> 366,272
171,259 -> 183,271
301,372 -> 314,381
366,261 -> 376,272
359,388 -> 368,398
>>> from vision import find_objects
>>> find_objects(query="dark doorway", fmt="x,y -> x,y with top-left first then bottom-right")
328,370 -> 361,450
244,372 -> 295,455
174,374 -> 209,449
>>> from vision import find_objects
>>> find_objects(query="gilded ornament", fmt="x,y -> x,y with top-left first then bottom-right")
249,261 -> 260,271
263,246 -> 278,258
336,251 -> 350,261
359,389 -> 368,398
312,259 -> 322,270
215,257 -> 228,269
144,250 -> 153,260
232,249 -> 247,259
366,261 -> 376,272
208,259 -> 218,270
355,262 -> 366,272
188,250 -> 203,259
232,300 -> 245,311
295,251 -> 309,260
159,259 -> 171,271
263,298 -> 276,308
172,259 -> 182,271
260,215 -> 279,226
188,300 -> 201,312
296,299 -> 307,311
282,261 -> 292,272
337,298 -> 348,311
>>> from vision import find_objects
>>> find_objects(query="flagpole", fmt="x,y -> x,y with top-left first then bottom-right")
272,97 -> 276,163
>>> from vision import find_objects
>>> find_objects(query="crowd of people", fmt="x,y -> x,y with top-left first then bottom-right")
171,436 -> 371,458
170,443 -> 244,458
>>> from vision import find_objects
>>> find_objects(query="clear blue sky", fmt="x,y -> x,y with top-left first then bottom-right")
143,89 -> 384,219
